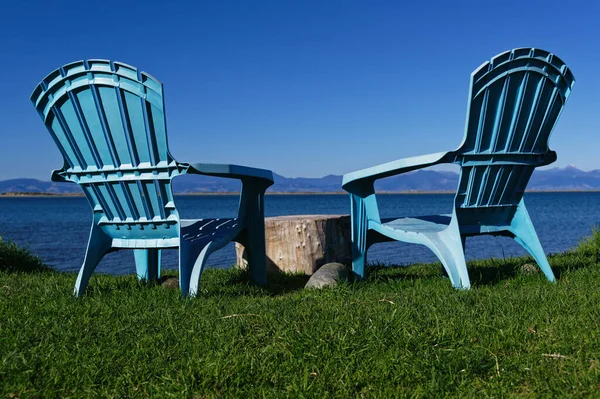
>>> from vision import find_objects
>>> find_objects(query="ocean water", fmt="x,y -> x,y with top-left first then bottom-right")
1,192 -> 599,275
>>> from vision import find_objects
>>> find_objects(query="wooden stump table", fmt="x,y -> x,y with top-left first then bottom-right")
235,214 -> 351,274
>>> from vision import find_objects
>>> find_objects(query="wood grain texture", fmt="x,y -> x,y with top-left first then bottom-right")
236,214 -> 351,274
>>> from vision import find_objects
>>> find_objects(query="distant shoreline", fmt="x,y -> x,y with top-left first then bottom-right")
2,190 -> 600,198
0,192 -> 85,197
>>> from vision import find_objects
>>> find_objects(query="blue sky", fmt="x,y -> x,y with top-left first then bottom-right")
0,0 -> 598,180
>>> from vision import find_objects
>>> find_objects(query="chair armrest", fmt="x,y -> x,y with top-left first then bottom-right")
50,160 -> 73,183
181,162 -> 274,189
540,150 -> 557,166
51,169 -> 68,183
342,151 -> 454,193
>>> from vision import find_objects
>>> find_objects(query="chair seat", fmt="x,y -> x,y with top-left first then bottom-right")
379,214 -> 452,233
180,218 -> 241,243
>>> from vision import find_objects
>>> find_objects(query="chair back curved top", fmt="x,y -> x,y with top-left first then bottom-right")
453,48 -> 574,217
31,60 -> 180,243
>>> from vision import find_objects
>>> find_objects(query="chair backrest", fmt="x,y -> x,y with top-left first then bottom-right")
453,48 -> 574,212
31,60 -> 181,239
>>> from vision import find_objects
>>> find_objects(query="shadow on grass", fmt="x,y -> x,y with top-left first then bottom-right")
469,228 -> 600,285
363,250 -> 598,288
364,263 -> 441,283
362,260 -> 523,287
467,258 -> 524,286
226,269 -> 310,296
73,270 -> 310,299
547,251 -> 598,279
472,252 -> 597,285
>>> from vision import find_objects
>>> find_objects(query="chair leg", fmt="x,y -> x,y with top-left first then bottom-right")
134,249 -> 161,281
244,223 -> 267,286
187,242 -> 216,297
424,216 -> 470,289
510,201 -> 555,282
442,235 -> 466,278
243,192 -> 268,286
180,238 -> 222,297
74,226 -> 112,297
178,240 -> 198,297
352,238 -> 368,280
429,236 -> 470,289
350,194 -> 369,280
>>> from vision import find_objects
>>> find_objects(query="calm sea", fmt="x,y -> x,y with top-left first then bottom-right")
1,192 -> 599,275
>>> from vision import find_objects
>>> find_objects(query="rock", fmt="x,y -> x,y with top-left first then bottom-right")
160,277 -> 179,289
520,263 -> 538,275
305,262 -> 349,289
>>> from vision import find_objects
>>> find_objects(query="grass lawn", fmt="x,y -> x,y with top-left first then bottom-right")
2,234 -> 600,398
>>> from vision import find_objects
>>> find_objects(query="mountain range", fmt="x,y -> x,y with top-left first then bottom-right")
1,166 -> 600,194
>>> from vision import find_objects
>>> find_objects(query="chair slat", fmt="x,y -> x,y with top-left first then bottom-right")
56,98 -> 98,169
146,102 -> 169,163
516,75 -> 545,152
48,116 -> 79,168
97,86 -> 134,166
111,182 -> 136,220
141,180 -> 163,220
126,181 -> 150,220
97,183 -> 124,221
89,184 -> 114,220
75,89 -> 115,167
533,91 -> 562,152
123,90 -> 152,165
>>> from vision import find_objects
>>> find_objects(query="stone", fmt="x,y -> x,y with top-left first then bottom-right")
236,214 -> 351,274
520,263 -> 539,275
305,262 -> 349,289
160,277 -> 179,289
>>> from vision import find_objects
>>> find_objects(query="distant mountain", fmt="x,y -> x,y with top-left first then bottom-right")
2,166 -> 600,194
0,178 -> 81,194
272,174 -> 343,192
529,165 -> 600,191
374,170 -> 459,192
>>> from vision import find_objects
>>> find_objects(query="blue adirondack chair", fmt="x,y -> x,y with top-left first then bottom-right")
31,60 -> 274,297
342,48 -> 575,288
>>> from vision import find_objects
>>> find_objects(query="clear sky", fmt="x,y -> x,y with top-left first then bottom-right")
0,0 -> 598,180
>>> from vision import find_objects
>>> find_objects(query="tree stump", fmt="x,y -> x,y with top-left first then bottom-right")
235,214 -> 351,274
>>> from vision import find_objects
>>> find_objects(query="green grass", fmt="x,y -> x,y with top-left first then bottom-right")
2,235 -> 600,398
0,237 -> 51,273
